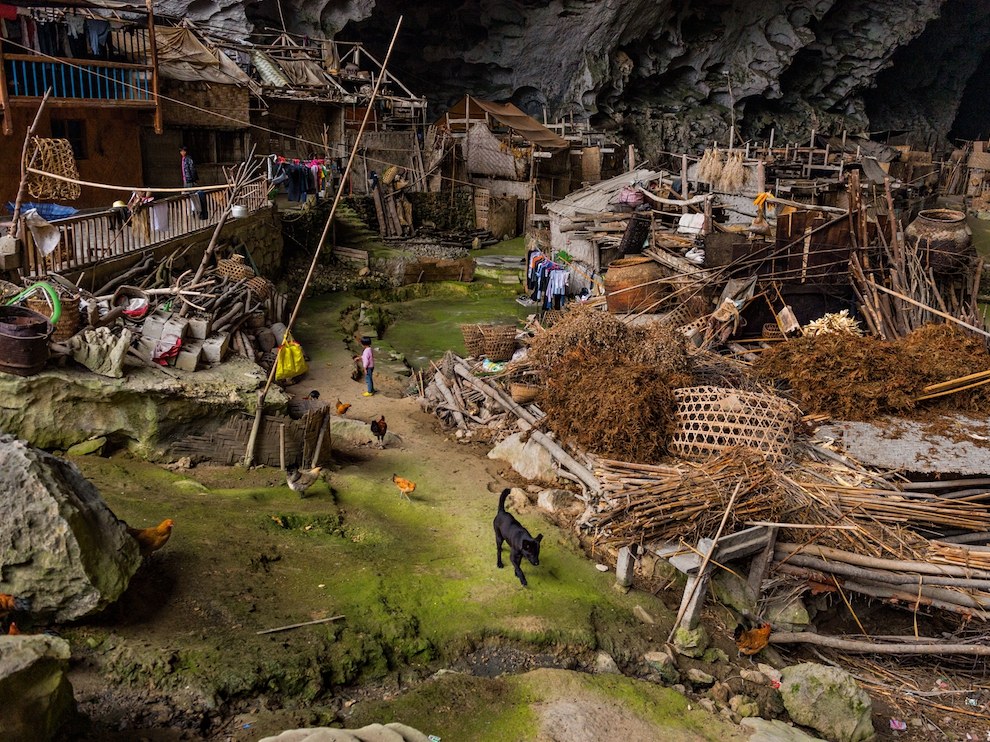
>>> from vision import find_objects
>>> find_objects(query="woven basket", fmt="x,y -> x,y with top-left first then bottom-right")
669,386 -> 800,464
481,325 -> 517,361
460,324 -> 485,357
26,294 -> 81,342
246,275 -> 275,301
510,382 -> 541,404
217,254 -> 255,280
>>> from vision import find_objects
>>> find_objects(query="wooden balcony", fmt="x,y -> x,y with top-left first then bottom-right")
2,53 -> 154,105
16,179 -> 269,277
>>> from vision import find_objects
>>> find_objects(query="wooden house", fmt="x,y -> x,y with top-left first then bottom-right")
0,0 -> 162,209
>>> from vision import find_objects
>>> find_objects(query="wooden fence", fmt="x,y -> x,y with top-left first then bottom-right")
19,178 -> 268,277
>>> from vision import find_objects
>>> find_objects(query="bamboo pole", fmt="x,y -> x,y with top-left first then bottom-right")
243,17 -> 404,467
9,90 -> 51,238
769,632 -> 990,656
667,481 -> 742,642
257,614 -> 345,635
870,281 -> 990,340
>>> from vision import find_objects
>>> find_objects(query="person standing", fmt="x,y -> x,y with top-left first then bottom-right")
357,337 -> 375,396
180,145 -> 208,219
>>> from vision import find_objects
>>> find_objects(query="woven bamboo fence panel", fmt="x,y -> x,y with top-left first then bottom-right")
669,386 -> 800,464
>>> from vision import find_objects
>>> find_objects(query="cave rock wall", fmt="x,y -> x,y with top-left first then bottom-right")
166,0 -> 990,155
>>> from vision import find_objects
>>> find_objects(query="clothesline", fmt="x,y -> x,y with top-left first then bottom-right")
26,167 -> 240,194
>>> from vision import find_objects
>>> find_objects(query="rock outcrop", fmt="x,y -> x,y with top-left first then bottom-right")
156,0 -> 990,151
0,436 -> 142,622
0,635 -> 76,741
780,662 -> 874,742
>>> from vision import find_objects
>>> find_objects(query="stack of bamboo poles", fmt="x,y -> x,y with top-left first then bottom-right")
590,448 -> 783,547
774,542 -> 990,619
848,173 -> 984,341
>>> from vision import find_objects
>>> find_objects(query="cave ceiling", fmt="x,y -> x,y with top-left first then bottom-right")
162,0 -> 990,156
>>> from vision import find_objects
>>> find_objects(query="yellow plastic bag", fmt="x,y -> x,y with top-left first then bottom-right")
275,331 -> 308,381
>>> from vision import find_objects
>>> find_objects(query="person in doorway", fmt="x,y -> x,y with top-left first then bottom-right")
392,168 -> 414,237
180,145 -> 208,220
356,337 -> 375,396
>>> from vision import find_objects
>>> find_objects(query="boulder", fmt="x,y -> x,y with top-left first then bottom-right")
536,488 -> 579,514
780,663 -> 874,742
593,651 -> 621,674
0,635 -> 76,741
643,650 -> 679,684
488,432 -> 560,484
741,718 -> 826,742
0,436 -> 142,621
260,723 -> 430,742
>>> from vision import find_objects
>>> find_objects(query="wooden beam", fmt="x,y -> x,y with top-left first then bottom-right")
0,38 -> 11,135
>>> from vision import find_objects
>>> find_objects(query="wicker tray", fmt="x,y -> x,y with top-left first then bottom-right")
669,385 -> 799,464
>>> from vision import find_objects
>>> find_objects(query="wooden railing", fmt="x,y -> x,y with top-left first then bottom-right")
3,54 -> 153,102
20,179 -> 269,277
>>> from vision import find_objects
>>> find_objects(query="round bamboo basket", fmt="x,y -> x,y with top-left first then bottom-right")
510,382 -> 541,403
460,323 -> 485,357
27,294 -> 81,342
481,325 -> 517,361
217,254 -> 255,280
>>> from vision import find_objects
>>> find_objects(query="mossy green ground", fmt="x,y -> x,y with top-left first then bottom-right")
61,269 -> 747,739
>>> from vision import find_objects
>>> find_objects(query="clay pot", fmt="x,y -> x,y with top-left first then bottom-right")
604,255 -> 669,314
904,208 -> 974,276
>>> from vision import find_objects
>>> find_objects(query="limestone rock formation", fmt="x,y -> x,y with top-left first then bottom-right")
0,635 -> 76,741
0,356 -> 280,458
0,436 -> 142,622
157,0 -> 990,151
779,662 -> 874,742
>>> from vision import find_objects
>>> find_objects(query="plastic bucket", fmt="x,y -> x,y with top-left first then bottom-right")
231,204 -> 248,218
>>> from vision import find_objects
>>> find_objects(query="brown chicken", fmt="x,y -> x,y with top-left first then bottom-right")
392,474 -> 416,500
370,416 -> 387,448
0,593 -> 31,617
287,466 -> 322,497
336,399 -> 352,416
733,617 -> 772,657
127,518 -> 175,556
7,622 -> 20,635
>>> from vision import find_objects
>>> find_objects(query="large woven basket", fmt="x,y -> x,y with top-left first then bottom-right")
246,275 -> 275,301
460,323 -> 485,357
27,294 -> 81,342
217,254 -> 255,280
481,324 -> 517,361
669,386 -> 800,464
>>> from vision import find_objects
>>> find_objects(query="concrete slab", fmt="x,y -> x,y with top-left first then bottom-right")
819,415 -> 990,475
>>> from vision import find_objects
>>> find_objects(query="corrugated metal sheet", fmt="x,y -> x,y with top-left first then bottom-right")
545,168 -> 663,217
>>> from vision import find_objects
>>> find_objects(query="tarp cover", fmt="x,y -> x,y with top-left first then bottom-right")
119,27 -> 259,92
442,96 -> 568,150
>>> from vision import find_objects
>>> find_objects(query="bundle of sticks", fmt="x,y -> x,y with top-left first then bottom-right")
589,447 -> 784,547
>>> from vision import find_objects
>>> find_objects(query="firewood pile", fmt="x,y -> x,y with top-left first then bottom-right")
34,247 -> 291,375
421,302 -> 990,629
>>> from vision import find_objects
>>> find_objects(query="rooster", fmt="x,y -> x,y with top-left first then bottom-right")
370,416 -> 387,448
392,474 -> 416,501
127,518 -> 174,556
0,593 -> 31,618
336,398 -> 352,416
733,614 -> 772,658
287,466 -> 322,497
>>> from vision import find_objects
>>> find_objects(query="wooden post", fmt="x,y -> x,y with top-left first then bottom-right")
756,160 -> 766,194
0,37 -> 12,136
465,96 -> 471,175
769,127 -> 775,151
703,196 -> 712,235
628,143 -> 636,173
146,0 -> 162,134
680,153 -> 689,214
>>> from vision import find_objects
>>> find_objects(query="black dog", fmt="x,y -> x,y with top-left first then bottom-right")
494,488 -> 543,586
